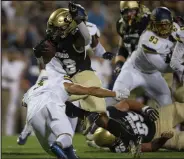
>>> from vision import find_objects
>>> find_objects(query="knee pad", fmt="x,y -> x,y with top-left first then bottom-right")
56,134 -> 72,149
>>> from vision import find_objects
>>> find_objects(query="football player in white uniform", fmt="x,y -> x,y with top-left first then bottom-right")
17,2 -> 130,148
170,27 -> 184,102
113,7 -> 180,106
22,63 -> 128,159
85,21 -> 113,60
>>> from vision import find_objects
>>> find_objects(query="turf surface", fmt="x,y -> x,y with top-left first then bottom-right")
2,134 -> 184,159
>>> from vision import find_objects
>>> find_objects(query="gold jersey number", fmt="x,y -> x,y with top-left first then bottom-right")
149,36 -> 158,44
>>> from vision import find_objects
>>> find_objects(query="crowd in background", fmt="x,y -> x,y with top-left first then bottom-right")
2,1 -> 184,135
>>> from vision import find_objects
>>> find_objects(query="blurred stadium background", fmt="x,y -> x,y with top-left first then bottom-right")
1,0 -> 184,142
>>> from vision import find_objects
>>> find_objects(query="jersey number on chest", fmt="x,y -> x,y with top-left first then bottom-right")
127,112 -> 149,136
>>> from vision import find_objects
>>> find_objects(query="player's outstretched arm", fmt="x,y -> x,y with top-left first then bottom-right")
63,82 -> 129,100
115,100 -> 159,121
141,131 -> 174,152
64,82 -> 115,98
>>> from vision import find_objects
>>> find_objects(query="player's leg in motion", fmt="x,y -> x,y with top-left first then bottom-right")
29,102 -> 78,159
17,121 -> 32,145
113,64 -> 144,98
67,101 -> 80,131
144,71 -> 172,106
155,102 -> 184,150
65,101 -> 137,144
17,70 -> 48,145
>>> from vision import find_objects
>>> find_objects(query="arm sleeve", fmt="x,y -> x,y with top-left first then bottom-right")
170,42 -> 184,72
77,22 -> 90,46
93,42 -> 106,57
146,54 -> 173,73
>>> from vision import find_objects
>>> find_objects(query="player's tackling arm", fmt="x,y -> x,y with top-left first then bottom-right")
63,82 -> 116,98
115,100 -> 144,112
115,99 -> 159,121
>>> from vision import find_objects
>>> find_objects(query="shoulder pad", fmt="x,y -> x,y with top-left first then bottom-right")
86,22 -> 98,36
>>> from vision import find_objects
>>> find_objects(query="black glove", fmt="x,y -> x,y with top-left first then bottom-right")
68,2 -> 87,23
33,35 -> 51,58
33,40 -> 56,64
33,41 -> 47,58
102,52 -> 114,60
142,106 -> 159,121
165,52 -> 172,64
114,61 -> 124,76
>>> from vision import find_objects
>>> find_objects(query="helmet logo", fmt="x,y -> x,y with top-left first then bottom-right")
64,15 -> 72,23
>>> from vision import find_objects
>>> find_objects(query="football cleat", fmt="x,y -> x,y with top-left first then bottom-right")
50,142 -> 68,159
81,116 -> 93,136
17,132 -> 31,145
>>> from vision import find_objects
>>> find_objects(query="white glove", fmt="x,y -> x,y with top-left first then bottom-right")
115,89 -> 130,101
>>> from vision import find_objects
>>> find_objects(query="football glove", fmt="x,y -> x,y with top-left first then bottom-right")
115,89 -> 130,101
142,106 -> 159,121
114,61 -> 124,76
68,2 -> 87,23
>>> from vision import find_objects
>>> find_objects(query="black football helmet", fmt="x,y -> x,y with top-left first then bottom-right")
148,7 -> 173,38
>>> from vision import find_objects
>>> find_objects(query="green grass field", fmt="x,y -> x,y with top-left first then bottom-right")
2,134 -> 184,159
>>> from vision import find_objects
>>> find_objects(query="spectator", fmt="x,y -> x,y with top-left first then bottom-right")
88,2 -> 106,31
2,48 -> 27,135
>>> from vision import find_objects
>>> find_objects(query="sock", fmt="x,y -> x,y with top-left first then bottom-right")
65,101 -> 90,119
89,123 -> 99,134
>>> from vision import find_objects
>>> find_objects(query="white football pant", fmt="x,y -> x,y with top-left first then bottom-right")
113,63 -> 172,106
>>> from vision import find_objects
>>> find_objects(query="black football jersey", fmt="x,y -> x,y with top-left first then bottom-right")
55,29 -> 91,77
116,14 -> 150,55
107,106 -> 156,153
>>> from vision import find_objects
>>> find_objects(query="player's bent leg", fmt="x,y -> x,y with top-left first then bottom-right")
174,86 -> 184,103
154,104 -> 174,139
113,67 -> 143,97
146,72 -> 172,106
46,103 -> 78,159
154,103 -> 184,140
172,102 -> 184,127
68,101 -> 80,131
163,130 -> 184,151
17,122 -> 32,145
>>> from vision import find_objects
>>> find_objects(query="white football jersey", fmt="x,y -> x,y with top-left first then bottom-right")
170,28 -> 184,72
24,63 -> 71,121
85,22 -> 100,50
128,23 -> 180,73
